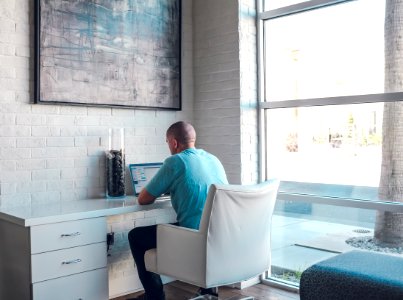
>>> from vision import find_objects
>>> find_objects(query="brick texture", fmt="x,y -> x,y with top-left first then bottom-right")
193,0 -> 258,184
0,0 -> 193,207
0,0 -> 259,297
0,0 -> 192,297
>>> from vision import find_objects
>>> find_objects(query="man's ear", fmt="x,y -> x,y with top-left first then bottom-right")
173,138 -> 178,150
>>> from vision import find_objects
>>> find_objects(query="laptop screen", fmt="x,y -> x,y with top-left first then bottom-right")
129,162 -> 163,196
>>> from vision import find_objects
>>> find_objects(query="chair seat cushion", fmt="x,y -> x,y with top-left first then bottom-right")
300,250 -> 403,300
145,248 -> 157,273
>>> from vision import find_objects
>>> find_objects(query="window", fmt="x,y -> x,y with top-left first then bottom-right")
264,0 -> 310,11
265,103 -> 383,187
264,0 -> 385,102
258,0 -> 403,288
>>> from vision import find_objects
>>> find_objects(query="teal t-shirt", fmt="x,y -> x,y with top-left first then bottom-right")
146,148 -> 228,229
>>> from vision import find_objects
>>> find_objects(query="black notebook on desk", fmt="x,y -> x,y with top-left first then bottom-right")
129,163 -> 170,199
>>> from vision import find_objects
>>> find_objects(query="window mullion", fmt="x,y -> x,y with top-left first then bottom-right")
259,0 -> 353,20
259,92 -> 403,109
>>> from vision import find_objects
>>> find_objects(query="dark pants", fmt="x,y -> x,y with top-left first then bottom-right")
128,224 -> 170,300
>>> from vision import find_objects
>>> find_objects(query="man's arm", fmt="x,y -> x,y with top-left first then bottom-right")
138,188 -> 157,205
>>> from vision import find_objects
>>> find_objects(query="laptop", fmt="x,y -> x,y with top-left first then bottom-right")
129,162 -> 170,200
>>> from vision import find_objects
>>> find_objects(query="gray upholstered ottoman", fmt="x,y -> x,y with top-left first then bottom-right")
300,250 -> 403,300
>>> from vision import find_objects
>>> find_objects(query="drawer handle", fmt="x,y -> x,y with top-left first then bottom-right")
61,232 -> 81,237
62,258 -> 82,265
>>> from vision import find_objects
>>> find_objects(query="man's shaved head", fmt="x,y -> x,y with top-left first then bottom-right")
166,121 -> 196,146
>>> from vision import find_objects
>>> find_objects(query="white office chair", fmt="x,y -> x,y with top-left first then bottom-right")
144,180 -> 279,300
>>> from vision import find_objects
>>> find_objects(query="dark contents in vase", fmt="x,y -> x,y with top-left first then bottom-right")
106,150 -> 125,197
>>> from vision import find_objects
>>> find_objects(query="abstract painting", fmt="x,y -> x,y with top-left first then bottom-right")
35,0 -> 181,109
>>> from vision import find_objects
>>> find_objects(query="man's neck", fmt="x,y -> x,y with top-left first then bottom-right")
176,143 -> 195,153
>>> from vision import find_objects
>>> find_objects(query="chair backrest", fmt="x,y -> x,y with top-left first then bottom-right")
198,180 -> 279,287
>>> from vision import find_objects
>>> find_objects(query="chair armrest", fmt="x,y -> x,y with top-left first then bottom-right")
158,223 -> 199,235
157,224 -> 206,287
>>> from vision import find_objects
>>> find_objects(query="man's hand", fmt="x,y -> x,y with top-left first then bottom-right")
138,188 -> 157,205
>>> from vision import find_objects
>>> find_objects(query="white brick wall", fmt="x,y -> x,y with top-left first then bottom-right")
193,0 -> 258,184
239,0 -> 259,184
0,0 -> 192,297
0,0 -> 259,296
0,0 -> 194,208
193,0 -> 241,184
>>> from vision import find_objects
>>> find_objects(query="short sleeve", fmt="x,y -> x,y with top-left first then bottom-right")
145,157 -> 177,197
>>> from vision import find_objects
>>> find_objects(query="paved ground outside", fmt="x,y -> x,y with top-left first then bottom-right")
270,213 -> 378,276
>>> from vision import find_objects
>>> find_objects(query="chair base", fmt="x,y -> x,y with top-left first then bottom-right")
189,295 -> 254,300
190,295 -> 218,300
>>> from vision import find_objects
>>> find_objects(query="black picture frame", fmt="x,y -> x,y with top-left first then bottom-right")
34,0 -> 181,110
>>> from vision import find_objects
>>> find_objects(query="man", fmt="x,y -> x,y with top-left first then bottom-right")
128,121 -> 228,300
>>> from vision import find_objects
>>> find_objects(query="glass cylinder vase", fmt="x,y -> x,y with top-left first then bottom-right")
106,128 -> 125,198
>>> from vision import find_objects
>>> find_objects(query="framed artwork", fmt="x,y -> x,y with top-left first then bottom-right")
34,0 -> 181,110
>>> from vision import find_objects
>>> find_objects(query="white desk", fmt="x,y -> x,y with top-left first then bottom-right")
0,197 -> 172,300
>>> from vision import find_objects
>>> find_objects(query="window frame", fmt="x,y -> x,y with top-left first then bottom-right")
257,0 -> 403,181
257,0 -> 403,288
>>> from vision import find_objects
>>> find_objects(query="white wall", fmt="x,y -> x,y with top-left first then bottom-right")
0,1 -> 193,297
239,0 -> 259,184
0,0 -> 258,214
0,0 -> 194,208
106,2 -> 195,297
193,0 -> 258,184
0,0 -> 258,297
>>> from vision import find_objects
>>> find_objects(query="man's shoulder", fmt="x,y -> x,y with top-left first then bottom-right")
164,153 -> 186,169
192,148 -> 214,157
198,149 -> 221,161
164,154 -> 181,164
176,148 -> 221,164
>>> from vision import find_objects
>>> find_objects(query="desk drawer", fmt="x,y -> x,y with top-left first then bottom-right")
31,217 -> 106,254
32,268 -> 108,300
31,242 -> 107,283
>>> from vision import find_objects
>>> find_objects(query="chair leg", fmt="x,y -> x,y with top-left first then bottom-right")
191,287 -> 219,299
189,295 -> 219,300
188,286 -> 254,300
189,295 -> 254,300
